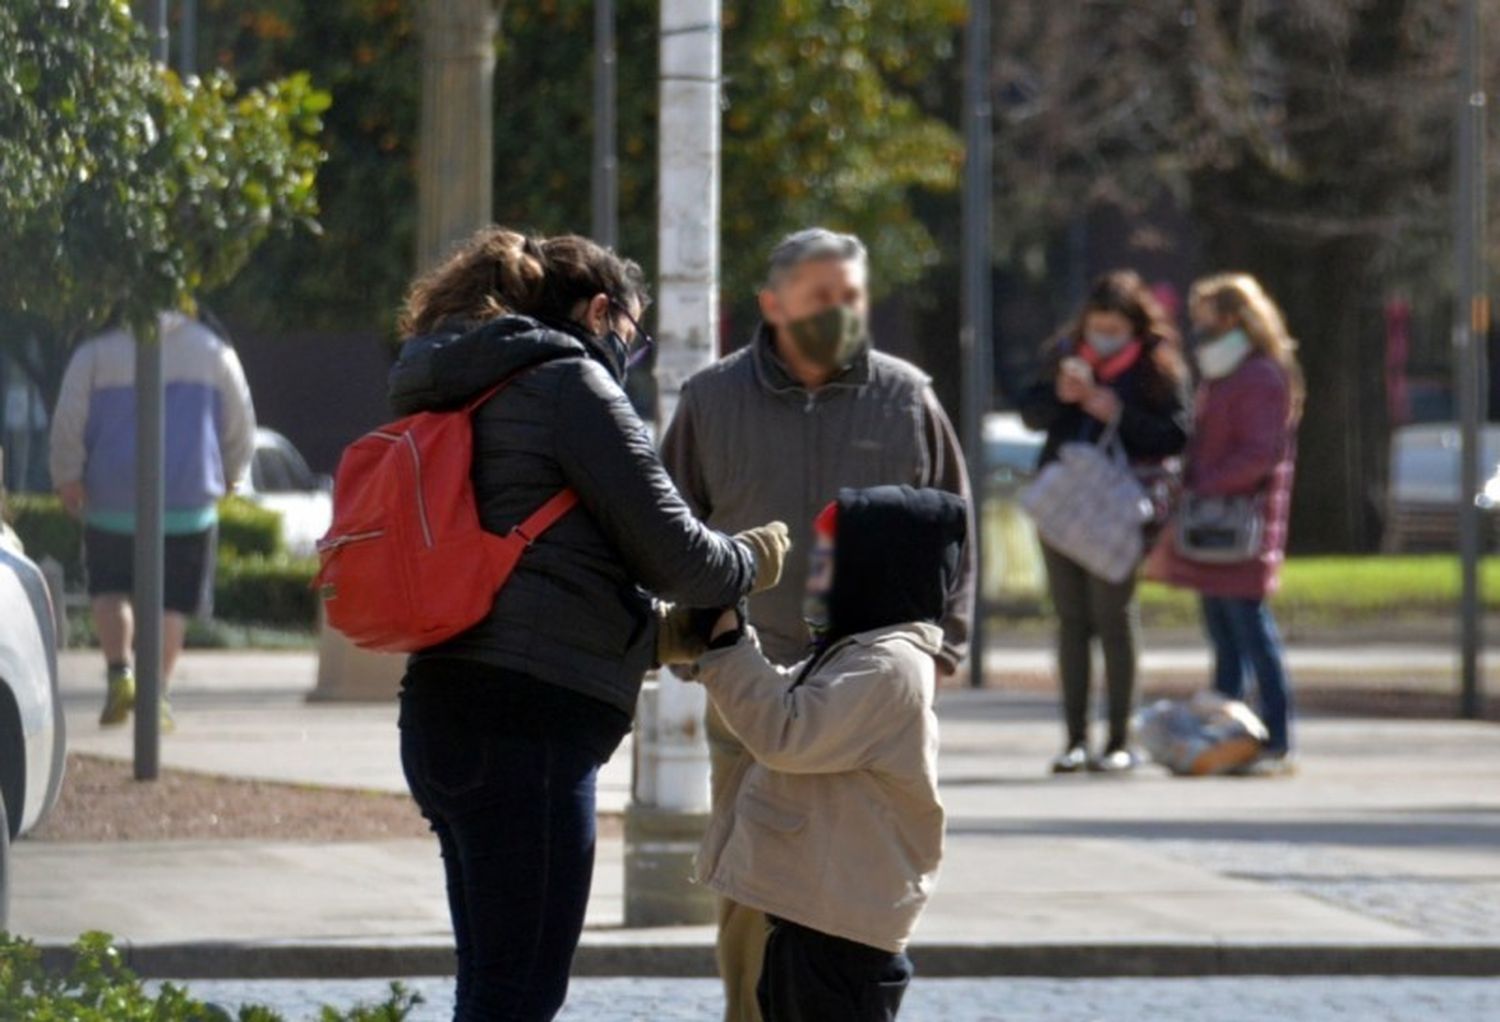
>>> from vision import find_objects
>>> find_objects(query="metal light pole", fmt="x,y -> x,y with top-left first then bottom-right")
133,0 -> 171,781
592,0 -> 619,249
961,0 -> 994,688
625,0 -> 721,927
179,0 -> 197,77
1456,0 -> 1488,721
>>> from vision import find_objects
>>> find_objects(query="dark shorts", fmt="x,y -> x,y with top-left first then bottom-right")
84,526 -> 216,617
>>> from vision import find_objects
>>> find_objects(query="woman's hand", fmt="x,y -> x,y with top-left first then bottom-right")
1081,386 -> 1122,424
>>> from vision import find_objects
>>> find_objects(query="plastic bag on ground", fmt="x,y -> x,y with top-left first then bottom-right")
1134,692 -> 1270,776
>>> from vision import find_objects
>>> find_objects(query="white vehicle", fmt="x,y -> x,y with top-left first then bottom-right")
981,413 -> 1047,610
0,480 -> 66,928
243,428 -> 333,558
1385,423 -> 1500,552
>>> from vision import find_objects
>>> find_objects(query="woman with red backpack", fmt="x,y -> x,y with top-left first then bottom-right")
386,227 -> 788,1021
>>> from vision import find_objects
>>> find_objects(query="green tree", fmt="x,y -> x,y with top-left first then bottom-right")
989,0 -> 1499,550
0,0 -> 327,400
194,0 -> 963,335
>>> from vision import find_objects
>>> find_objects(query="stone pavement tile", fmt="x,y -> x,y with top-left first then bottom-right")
61,698 -> 636,813
12,837 -> 630,945
171,978 -> 1500,1022
12,829 -> 1417,948
11,840 -> 451,943
918,836 -> 1417,943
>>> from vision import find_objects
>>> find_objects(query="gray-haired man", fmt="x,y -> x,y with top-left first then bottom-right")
662,228 -> 975,1022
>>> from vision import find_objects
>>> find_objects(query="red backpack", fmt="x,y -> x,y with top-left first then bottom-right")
314,374 -> 577,653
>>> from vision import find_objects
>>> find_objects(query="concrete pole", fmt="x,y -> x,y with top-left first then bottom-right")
624,0 -> 721,928
1456,0 -> 1488,720
133,3 -> 170,782
415,0 -> 500,273
311,0 -> 502,702
961,0 -> 994,688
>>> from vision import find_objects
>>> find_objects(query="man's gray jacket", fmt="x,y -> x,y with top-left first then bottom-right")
661,325 -> 976,671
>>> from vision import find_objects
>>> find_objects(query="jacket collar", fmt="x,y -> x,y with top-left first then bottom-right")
836,622 -> 945,657
751,322 -> 873,398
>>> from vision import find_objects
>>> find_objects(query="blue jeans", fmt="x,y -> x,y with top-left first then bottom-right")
1200,596 -> 1294,754
400,693 -> 603,1021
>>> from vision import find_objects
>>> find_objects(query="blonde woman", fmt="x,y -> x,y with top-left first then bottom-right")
1151,274 -> 1303,773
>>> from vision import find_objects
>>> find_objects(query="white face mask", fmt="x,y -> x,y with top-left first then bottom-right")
1196,328 -> 1252,379
1085,331 -> 1131,358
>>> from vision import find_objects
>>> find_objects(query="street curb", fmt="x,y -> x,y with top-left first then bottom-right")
36,940 -> 1500,980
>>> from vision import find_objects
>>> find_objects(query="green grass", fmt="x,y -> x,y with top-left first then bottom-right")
1137,555 -> 1500,628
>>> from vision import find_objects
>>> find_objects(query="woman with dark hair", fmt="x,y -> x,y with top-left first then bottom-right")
388,226 -> 789,1021
1021,270 -> 1191,774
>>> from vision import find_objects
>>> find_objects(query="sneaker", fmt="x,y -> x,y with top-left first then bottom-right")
99,668 -> 136,727
1051,744 -> 1090,774
1233,749 -> 1297,778
160,698 -> 177,736
1090,747 -> 1137,774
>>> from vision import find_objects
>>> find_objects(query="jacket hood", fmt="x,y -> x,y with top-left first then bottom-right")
388,314 -> 617,416
824,485 -> 967,646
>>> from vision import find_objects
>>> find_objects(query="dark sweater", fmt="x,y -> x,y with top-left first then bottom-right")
1019,340 -> 1192,467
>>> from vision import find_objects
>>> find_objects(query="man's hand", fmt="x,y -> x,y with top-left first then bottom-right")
57,482 -> 85,519
735,522 -> 792,594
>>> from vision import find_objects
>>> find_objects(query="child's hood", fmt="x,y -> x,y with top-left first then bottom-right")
825,485 -> 967,644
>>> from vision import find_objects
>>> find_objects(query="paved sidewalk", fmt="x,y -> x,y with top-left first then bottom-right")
159,977 -> 1500,1022
17,650 -> 1500,976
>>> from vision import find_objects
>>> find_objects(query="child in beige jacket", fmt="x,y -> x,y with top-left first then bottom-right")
670,485 -> 968,1022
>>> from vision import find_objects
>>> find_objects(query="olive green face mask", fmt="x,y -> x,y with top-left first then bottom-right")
784,304 -> 870,372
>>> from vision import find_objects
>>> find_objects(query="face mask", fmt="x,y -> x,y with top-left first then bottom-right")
784,305 -> 869,372
1195,328 -> 1252,379
599,329 -> 630,375
1085,332 -> 1131,358
803,543 -> 835,648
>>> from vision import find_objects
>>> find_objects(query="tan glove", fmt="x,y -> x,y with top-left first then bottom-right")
735,522 -> 791,594
656,603 -> 708,667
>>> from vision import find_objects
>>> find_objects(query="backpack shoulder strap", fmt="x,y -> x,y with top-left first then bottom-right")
513,489 -> 580,545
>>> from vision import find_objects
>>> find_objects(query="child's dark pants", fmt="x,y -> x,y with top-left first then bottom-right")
757,917 -> 912,1021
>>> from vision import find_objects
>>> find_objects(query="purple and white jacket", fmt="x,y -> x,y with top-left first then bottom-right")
48,312 -> 256,534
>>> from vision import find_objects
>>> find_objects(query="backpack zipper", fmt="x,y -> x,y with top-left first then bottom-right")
317,529 -> 386,554
401,432 -> 435,548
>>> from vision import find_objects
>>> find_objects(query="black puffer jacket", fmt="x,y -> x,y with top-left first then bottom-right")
388,314 -> 757,715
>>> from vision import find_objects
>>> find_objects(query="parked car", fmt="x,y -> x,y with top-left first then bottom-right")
0,466 -> 67,928
243,428 -> 333,558
1384,423 -> 1500,552
981,413 -> 1048,611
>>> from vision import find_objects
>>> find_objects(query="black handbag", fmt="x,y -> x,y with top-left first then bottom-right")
1174,494 -> 1264,563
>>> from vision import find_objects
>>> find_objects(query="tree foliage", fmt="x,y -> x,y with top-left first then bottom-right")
195,0 -> 963,333
991,0 -> 1499,549
0,0 -> 326,400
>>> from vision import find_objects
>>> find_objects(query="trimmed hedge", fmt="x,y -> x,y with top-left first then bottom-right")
214,554 -> 319,629
217,498 -> 283,557
3,494 -> 283,584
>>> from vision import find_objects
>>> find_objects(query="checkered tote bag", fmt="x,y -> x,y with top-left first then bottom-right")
1019,426 -> 1153,584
